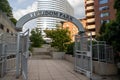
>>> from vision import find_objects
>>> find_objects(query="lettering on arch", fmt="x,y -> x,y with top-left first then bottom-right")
16,10 -> 85,33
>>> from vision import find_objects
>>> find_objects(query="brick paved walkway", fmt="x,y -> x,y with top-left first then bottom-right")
28,59 -> 89,80
0,59 -> 89,80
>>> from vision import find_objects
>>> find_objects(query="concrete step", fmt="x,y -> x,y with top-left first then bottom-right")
30,55 -> 52,60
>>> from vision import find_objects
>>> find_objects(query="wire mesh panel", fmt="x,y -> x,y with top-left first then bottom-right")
20,29 -> 29,80
0,33 -> 17,77
0,30 -> 29,79
92,41 -> 114,63
74,33 -> 92,78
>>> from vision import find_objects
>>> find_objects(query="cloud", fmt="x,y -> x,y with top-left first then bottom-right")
13,1 -> 37,20
14,0 -> 85,20
13,2 -> 37,31
13,0 -> 85,31
68,0 -> 85,18
18,0 -> 26,3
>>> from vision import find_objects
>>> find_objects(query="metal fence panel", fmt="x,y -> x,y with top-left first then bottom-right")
0,33 -> 17,77
92,41 -> 114,63
20,29 -> 29,80
0,30 -> 29,79
74,33 -> 92,78
22,54 -> 28,80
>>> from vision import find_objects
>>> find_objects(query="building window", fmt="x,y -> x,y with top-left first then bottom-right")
7,29 -> 9,33
99,0 -> 108,4
11,32 -> 13,36
0,24 -> 4,30
101,20 -> 110,24
100,12 -> 109,17
99,6 -> 109,11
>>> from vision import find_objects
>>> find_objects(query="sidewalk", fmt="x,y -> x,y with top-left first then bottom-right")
0,59 -> 89,80
92,74 -> 119,80
28,59 -> 89,80
1,58 -> 119,80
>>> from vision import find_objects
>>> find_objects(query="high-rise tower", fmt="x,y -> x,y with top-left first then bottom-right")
83,0 -> 116,38
94,0 -> 116,34
85,0 -> 96,37
37,0 -> 74,36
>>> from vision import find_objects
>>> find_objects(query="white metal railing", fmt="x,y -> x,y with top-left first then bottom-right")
86,0 -> 94,5
92,41 -> 114,63
74,33 -> 92,79
0,33 -> 17,78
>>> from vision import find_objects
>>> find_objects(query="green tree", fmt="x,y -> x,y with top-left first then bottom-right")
97,0 -> 120,52
30,28 -> 44,47
0,0 -> 13,17
44,28 -> 71,51
0,0 -> 17,24
66,42 -> 74,55
10,18 -> 17,25
114,0 -> 120,24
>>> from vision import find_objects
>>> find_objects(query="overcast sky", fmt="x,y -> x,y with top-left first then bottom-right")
8,0 -> 85,31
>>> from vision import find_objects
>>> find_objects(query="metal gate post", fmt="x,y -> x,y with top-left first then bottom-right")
74,35 -> 77,71
90,32 -> 93,79
1,44 -> 7,77
74,32 -> 93,79
3,44 -> 7,75
16,33 -> 20,78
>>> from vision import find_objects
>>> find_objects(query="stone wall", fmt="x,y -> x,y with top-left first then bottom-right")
64,54 -> 74,63
93,61 -> 117,75
0,10 -> 16,34
64,54 -> 117,75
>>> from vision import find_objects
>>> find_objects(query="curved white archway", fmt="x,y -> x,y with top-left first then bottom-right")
16,10 -> 85,33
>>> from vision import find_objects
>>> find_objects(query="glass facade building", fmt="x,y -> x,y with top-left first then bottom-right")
37,0 -> 74,35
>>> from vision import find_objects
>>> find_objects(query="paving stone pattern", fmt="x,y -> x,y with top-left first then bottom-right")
28,59 -> 89,80
0,59 -> 89,80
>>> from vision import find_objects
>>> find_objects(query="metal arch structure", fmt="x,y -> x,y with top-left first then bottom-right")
15,10 -> 93,80
16,10 -> 85,33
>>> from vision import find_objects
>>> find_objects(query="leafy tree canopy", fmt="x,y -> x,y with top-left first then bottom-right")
44,28 -> 71,51
0,0 -> 17,24
96,0 -> 120,52
0,0 -> 13,17
30,28 -> 44,47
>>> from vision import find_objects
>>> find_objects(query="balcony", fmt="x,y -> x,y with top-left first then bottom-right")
87,18 -> 95,23
86,6 -> 94,11
86,12 -> 95,17
87,31 -> 96,36
86,0 -> 94,5
87,25 -> 95,29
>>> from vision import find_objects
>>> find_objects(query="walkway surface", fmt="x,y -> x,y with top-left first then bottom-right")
0,58 -> 89,80
28,59 -> 89,80
1,57 -> 119,80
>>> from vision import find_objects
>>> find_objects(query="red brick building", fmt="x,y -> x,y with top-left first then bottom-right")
82,0 -> 116,37
63,22 -> 78,42
94,0 -> 116,34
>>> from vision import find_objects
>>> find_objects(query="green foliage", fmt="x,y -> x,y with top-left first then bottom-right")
0,0 -> 17,25
10,18 -> 17,25
30,28 -> 44,47
99,21 -> 107,35
44,28 -> 71,51
97,20 -> 120,52
114,0 -> 120,23
114,0 -> 120,10
0,0 -> 13,17
66,42 -> 74,55
96,0 -> 120,52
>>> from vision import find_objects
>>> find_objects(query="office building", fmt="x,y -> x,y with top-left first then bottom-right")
63,22 -> 78,41
85,0 -> 95,37
37,0 -> 74,36
94,0 -> 116,34
83,0 -> 116,37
